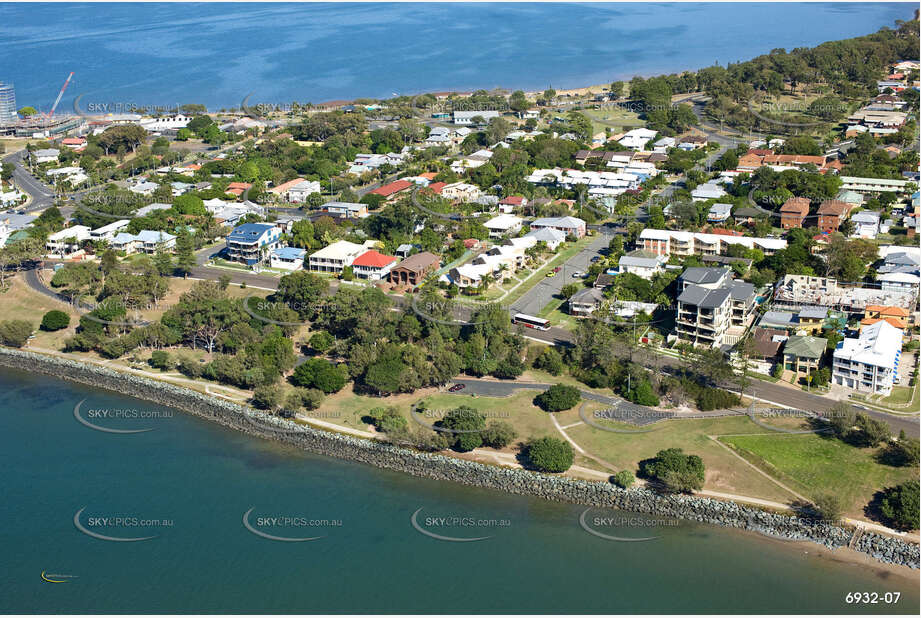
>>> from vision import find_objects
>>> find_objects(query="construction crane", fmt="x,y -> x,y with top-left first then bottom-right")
48,71 -> 74,118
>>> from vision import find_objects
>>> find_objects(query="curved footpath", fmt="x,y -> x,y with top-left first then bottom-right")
0,346 -> 917,569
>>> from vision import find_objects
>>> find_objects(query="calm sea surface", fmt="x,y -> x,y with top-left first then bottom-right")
0,367 -> 918,613
0,2 -> 915,111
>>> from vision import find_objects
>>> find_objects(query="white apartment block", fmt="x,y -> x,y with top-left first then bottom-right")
307,240 -> 367,274
639,229 -> 786,257
832,320 -> 903,396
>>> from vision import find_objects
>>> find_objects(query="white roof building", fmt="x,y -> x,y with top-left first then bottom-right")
484,214 -> 523,239
618,128 -> 657,150
307,240 -> 367,273
833,320 -> 903,396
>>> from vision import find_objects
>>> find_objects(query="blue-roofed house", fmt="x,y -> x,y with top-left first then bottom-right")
226,223 -> 281,265
270,246 -> 307,271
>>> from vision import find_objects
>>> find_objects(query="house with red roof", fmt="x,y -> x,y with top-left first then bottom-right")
370,179 -> 412,203
352,249 -> 398,280
498,195 -> 527,214
225,182 -> 252,197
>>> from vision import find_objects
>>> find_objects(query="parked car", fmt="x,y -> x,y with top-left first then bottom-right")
553,266 -> 561,273
448,383 -> 466,392
571,271 -> 583,278
546,271 -> 556,277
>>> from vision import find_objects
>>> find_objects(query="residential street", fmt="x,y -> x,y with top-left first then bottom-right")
510,230 -> 610,317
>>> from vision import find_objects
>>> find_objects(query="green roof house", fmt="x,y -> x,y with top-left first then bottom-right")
783,335 -> 827,374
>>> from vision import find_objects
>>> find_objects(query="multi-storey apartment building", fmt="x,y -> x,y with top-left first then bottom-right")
674,267 -> 757,347
832,320 -> 903,396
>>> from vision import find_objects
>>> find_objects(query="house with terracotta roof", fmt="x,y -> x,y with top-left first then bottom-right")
863,305 -> 909,329
225,182 -> 252,197
780,197 -> 810,229
352,249 -> 398,280
498,195 -> 526,214
816,199 -> 851,233
369,179 -> 412,203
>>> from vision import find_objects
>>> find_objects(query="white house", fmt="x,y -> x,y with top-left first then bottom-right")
529,216 -> 586,239
484,214 -> 523,239
130,181 -> 160,196
618,128 -> 657,150
90,220 -> 131,241
850,211 -> 880,239
524,226 -> 567,250
351,249 -> 398,280
833,320 -> 903,395
269,246 -> 307,271
691,182 -> 727,201
286,180 -> 323,203
618,254 -> 667,279
453,110 -> 500,125
32,148 -> 60,164
324,201 -> 368,219
441,182 -> 482,202
110,230 -> 177,254
308,240 -> 367,274
707,203 -> 733,223
45,225 -> 91,258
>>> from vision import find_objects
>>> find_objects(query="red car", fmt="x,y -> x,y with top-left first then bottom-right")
448,384 -> 466,392
553,266 -> 562,273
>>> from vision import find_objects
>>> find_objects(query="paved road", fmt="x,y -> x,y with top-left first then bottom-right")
2,150 -> 56,212
510,231 -> 610,316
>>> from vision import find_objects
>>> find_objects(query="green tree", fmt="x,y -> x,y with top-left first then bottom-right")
482,421 -> 517,448
533,346 -> 564,376
613,470 -> 635,489
878,480 -> 919,531
40,310 -> 70,331
174,228 -> 196,276
440,405 -> 486,452
0,320 -> 34,347
534,383 -> 581,412
290,358 -> 346,393
527,436 -> 574,472
641,447 -> 705,493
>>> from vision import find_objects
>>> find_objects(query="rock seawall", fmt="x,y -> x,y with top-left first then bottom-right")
1,347 -> 917,569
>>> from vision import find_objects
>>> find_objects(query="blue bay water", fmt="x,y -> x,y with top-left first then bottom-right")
0,367 -> 918,614
0,2 -> 916,113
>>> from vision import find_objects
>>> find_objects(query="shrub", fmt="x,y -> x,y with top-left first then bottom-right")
813,494 -> 843,523
177,355 -> 204,378
534,383 -> 581,412
533,346 -> 564,376
613,470 -> 635,489
878,435 -> 920,467
148,350 -> 172,370
771,363 -> 784,379
482,421 -> 517,448
641,447 -> 705,493
625,380 -> 659,406
40,310 -> 70,331
367,406 -> 406,432
291,358 -> 347,393
878,480 -> 920,531
300,388 -> 325,410
0,320 -> 34,347
309,330 -> 334,354
527,436 -> 574,472
695,387 -> 740,411
252,385 -> 281,410
440,406 -> 486,452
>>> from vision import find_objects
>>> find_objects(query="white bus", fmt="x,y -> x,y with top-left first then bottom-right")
512,313 -> 551,331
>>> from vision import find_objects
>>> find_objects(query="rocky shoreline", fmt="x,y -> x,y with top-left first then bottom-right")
2,347 -> 918,569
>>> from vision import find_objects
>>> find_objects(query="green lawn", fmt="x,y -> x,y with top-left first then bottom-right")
567,415 -> 809,503
882,384 -> 918,406
720,433 -> 918,516
582,107 -> 644,134
418,391 -> 558,444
